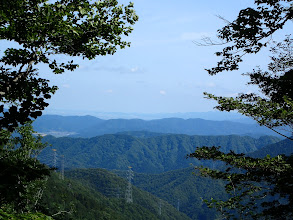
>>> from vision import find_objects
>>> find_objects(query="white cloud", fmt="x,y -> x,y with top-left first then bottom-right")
105,89 -> 113,93
62,84 -> 70,88
160,90 -> 167,95
206,82 -> 216,88
91,66 -> 145,74
130,67 -> 139,73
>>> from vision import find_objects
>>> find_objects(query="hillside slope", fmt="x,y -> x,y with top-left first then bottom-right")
39,134 -> 279,173
249,137 -> 293,158
40,171 -> 190,220
114,167 -> 227,220
62,168 -> 191,220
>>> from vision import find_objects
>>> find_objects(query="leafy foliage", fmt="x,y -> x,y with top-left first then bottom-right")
0,0 -> 138,131
207,0 -> 292,75
205,36 -> 293,138
189,0 -> 293,219
0,123 -> 51,212
0,208 -> 52,220
0,0 -> 137,217
187,147 -> 293,219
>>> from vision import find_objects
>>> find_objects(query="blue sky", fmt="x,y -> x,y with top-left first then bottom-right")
4,0 -> 292,116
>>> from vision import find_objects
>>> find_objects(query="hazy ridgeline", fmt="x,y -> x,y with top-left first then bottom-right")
33,115 -> 285,138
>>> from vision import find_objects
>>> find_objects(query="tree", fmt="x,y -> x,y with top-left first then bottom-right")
202,0 -> 293,138
0,0 -> 138,131
205,36 -> 293,139
188,0 -> 293,219
0,123 -> 51,212
188,147 -> 293,219
0,0 -> 138,217
206,0 -> 293,75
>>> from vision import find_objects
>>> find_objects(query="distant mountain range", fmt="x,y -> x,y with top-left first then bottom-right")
35,113 -> 293,220
33,114 -> 287,138
41,110 -> 255,121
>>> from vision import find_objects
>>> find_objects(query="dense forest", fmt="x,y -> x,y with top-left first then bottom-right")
33,132 -> 290,219
37,133 -> 291,219
40,170 -> 190,220
39,133 -> 280,173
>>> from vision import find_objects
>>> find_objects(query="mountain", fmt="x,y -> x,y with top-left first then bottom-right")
41,110 -> 253,121
40,170 -> 190,220
113,167 -> 227,220
63,168 -> 191,220
77,118 -> 276,138
248,137 -> 293,158
33,114 -> 284,138
33,115 -> 104,137
39,134 -> 280,173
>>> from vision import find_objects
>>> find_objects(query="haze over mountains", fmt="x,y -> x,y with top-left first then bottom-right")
42,110 -> 256,121
33,114 -> 284,138
34,112 -> 293,219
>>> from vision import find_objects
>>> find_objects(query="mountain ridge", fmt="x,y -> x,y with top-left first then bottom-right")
248,137 -> 293,158
39,134 -> 280,173
33,114 -> 285,138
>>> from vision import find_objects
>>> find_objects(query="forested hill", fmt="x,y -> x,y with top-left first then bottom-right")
115,167 -> 228,220
40,134 -> 280,173
65,168 -> 223,220
33,114 -> 281,138
40,170 -> 190,220
248,137 -> 293,158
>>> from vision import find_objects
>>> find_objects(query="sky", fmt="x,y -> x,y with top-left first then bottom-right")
2,0 -> 292,117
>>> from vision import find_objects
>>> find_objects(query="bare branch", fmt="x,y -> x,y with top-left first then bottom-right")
193,37 -> 226,46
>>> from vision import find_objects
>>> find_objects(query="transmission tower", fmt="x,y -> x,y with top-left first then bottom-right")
116,186 -> 121,199
125,166 -> 134,203
177,199 -> 180,212
59,155 -> 65,180
158,199 -> 162,215
52,149 -> 57,171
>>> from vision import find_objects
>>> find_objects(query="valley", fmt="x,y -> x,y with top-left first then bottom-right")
34,114 -> 292,219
